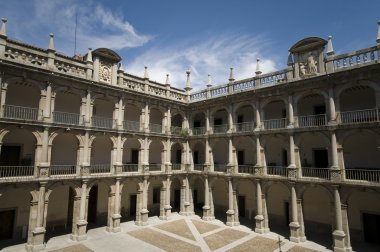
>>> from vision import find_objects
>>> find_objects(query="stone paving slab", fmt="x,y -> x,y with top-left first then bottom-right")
191,219 -> 221,234
226,236 -> 279,252
48,244 -> 93,252
128,228 -> 202,252
204,228 -> 249,250
155,219 -> 195,241
287,246 -> 321,252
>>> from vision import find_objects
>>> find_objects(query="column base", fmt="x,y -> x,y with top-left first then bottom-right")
25,243 -> 45,252
289,222 -> 306,242
254,215 -> 269,233
106,214 -> 122,233
333,230 -> 351,252
70,220 -> 88,241
136,209 -> 149,226
179,211 -> 195,216
26,227 -> 46,252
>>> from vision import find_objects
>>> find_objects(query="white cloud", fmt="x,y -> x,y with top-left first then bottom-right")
126,34 -> 278,90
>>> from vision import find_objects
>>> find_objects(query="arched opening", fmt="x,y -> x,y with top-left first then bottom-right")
171,142 -> 183,170
212,109 -> 228,134
123,103 -> 141,131
170,177 -> 182,213
298,132 -> 330,179
171,113 -> 183,135
0,187 -> 30,248
347,190 -> 380,250
339,86 -> 377,124
87,182 -> 109,229
192,177 -> 204,215
210,138 -> 228,172
303,185 -> 332,247
192,112 -> 206,135
262,100 -> 287,129
149,108 -> 163,133
237,180 -> 256,228
235,104 -> 255,132
234,137 -> 256,173
122,137 -> 141,172
50,133 -> 78,176
263,136 -> 288,176
297,94 -> 327,127
92,97 -> 115,128
343,131 -> 380,182
0,129 -> 36,178
266,183 -> 290,238
120,180 -> 139,222
90,136 -> 112,173
211,178 -> 228,222
53,90 -> 81,125
192,141 -> 205,171
4,82 -> 40,120
45,185 -> 75,241
148,178 -> 162,216
149,140 -> 164,171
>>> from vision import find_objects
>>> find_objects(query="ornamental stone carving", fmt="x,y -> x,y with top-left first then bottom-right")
99,61 -> 112,84
299,51 -> 319,77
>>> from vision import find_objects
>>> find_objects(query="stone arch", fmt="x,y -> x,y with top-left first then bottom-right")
236,178 -> 256,219
262,134 -> 289,167
294,89 -> 328,106
210,177 -> 228,221
209,138 -> 229,167
89,134 -> 114,165
337,82 -> 378,112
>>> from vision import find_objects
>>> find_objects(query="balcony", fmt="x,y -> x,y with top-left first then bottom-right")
148,164 -> 162,171
235,122 -> 255,132
122,164 -> 138,172
91,116 -> 115,129
301,167 -> 330,180
297,114 -> 327,127
50,165 -> 76,177
90,164 -> 111,174
0,166 -> 34,179
149,123 -> 162,133
53,111 -> 81,125
3,104 -> 39,121
238,165 -> 255,174
171,163 -> 182,170
194,164 -> 205,171
338,108 -> 379,124
192,127 -> 205,135
262,118 -> 287,130
123,120 -> 140,131
213,124 -> 228,134
345,168 -> 380,183
267,166 -> 288,177
171,126 -> 183,136
214,164 -> 227,172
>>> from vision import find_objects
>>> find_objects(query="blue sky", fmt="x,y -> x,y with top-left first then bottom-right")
0,0 -> 379,90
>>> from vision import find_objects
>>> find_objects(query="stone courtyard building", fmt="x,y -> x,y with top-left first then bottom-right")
0,18 -> 380,252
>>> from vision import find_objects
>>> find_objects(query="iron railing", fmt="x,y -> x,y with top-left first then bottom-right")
3,105 -> 39,120
267,166 -> 288,177
301,167 -> 330,180
123,120 -> 140,131
91,116 -> 114,128
213,124 -> 228,134
338,108 -> 379,124
214,164 -> 227,172
171,163 -> 182,170
122,164 -> 138,172
53,111 -> 81,125
0,166 -> 34,178
297,114 -> 327,127
262,118 -> 287,130
149,123 -> 163,133
192,127 -> 205,135
149,164 -> 162,171
171,126 -> 183,135
235,122 -> 255,132
238,165 -> 255,174
90,164 -> 111,174
194,164 -> 205,171
50,165 -> 76,176
345,168 -> 380,183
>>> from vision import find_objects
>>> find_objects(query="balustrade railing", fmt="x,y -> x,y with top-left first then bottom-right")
337,108 -> 379,124
297,114 -> 327,127
194,164 -> 205,171
122,164 -> 138,172
192,127 -> 205,135
214,164 -> 227,172
301,167 -> 330,180
262,118 -> 287,130
235,122 -> 255,132
267,166 -> 288,177
0,166 -> 34,178
53,111 -> 81,125
123,120 -> 140,131
171,126 -> 183,135
3,105 -> 39,120
210,85 -> 229,97
333,46 -> 378,70
238,165 -> 255,174
90,164 -> 111,174
213,124 -> 228,134
50,165 -> 76,176
345,168 -> 380,183
91,116 -> 114,128
149,123 -> 163,133
149,164 -> 162,171
171,163 -> 182,170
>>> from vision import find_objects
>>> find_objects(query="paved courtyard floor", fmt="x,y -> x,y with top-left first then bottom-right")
3,214 -> 334,252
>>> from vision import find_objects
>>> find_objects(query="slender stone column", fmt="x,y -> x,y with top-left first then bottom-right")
227,137 -> 234,172
331,131 -> 339,169
228,104 -> 233,132
255,135 -> 262,168
160,176 -> 172,220
166,107 -> 171,133
329,88 -> 337,122
255,179 -> 268,233
29,182 -> 47,251
165,176 -> 172,217
341,204 -> 352,251
255,101 -> 261,129
117,97 -> 124,128
38,127 -> 50,178
43,84 -> 52,120
332,186 -> 349,252
0,80 -> 7,118
288,134 -> 296,169
205,109 -> 210,133
288,95 -> 295,127
71,180 -> 88,241
139,176 -> 149,225
289,183 -> 302,242
181,175 -> 193,215
108,178 -> 122,232
202,176 -> 213,220
144,103 -> 149,132
226,177 -> 239,226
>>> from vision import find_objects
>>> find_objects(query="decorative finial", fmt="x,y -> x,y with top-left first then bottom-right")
185,69 -> 192,91
86,48 -> 93,62
144,66 -> 149,79
0,17 -> 7,37
377,20 -> 380,44
255,59 -> 262,75
165,74 -> 170,86
229,67 -> 235,82
327,35 -> 334,56
207,74 -> 212,88
48,33 -> 55,51
118,62 -> 124,72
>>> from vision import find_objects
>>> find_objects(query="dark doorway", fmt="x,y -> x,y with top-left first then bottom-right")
131,149 -> 139,164
193,151 -> 199,164
130,194 -> 137,216
174,190 -> 181,210
313,149 -> 328,168
87,185 -> 98,224
214,118 -> 222,126
237,151 -> 245,165
176,149 -> 182,164
194,121 -> 201,128
153,187 -> 160,204
67,188 -> 75,228
0,146 -> 21,165
363,213 -> 380,243
238,196 -> 245,217
282,149 -> 288,167
237,115 -> 243,123
285,201 -> 290,226
0,209 -> 15,240
314,105 -> 326,115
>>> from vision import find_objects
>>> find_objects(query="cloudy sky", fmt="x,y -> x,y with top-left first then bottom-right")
0,0 -> 379,90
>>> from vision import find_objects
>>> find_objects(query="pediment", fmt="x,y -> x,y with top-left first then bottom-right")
92,48 -> 122,62
289,37 -> 327,53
